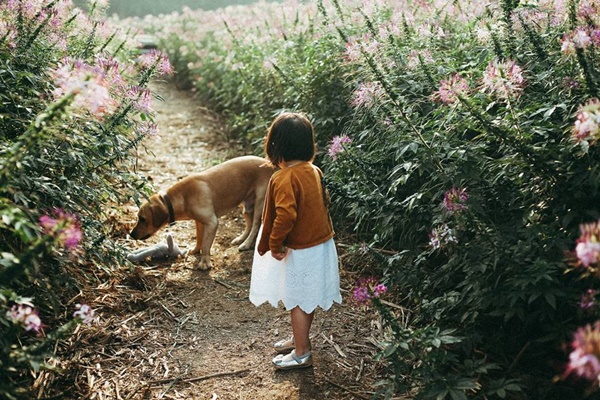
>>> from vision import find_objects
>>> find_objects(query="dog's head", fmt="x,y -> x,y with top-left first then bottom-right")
130,195 -> 168,240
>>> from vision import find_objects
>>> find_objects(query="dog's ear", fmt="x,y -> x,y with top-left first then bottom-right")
149,196 -> 168,228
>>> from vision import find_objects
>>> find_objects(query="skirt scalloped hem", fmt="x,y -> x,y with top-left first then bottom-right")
249,237 -> 342,313
249,296 -> 343,314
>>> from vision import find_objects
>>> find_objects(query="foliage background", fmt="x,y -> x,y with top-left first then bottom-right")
130,0 -> 600,398
0,1 -> 166,398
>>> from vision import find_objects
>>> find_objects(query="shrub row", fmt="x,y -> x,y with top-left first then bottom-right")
0,1 -> 169,398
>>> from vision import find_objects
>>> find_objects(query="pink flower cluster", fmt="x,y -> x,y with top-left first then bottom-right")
344,38 -> 362,63
578,0 -> 600,21
481,59 -> 525,100
0,0 -> 73,48
561,27 -> 600,55
6,303 -> 42,333
565,322 -> 600,383
137,49 -> 174,76
73,303 -> 95,325
352,276 -> 387,306
135,121 -> 159,137
572,98 -> 600,145
327,134 -> 352,160
581,289 -> 598,310
434,60 -> 526,105
50,57 -> 119,120
406,49 -> 434,70
351,81 -> 385,109
343,34 -> 381,64
429,224 -> 457,250
443,186 -> 469,213
126,86 -> 152,113
576,220 -> 600,267
39,208 -> 82,252
433,73 -> 469,104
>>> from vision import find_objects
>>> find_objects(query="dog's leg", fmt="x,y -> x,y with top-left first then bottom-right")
199,215 -> 218,270
190,221 -> 204,255
239,193 -> 263,251
232,201 -> 252,247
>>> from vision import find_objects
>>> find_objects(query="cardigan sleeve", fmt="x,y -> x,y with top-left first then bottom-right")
268,177 -> 298,252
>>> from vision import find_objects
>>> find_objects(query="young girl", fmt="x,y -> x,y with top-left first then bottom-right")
249,112 -> 342,370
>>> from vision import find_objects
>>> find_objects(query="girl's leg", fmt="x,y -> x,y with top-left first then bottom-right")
290,306 -> 314,356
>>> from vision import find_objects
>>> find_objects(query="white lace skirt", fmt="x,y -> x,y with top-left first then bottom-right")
249,235 -> 342,314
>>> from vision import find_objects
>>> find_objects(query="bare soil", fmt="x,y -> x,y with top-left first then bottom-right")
49,80 -> 388,400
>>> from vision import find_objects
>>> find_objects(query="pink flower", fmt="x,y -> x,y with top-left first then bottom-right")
481,59 -> 525,100
433,73 -> 469,104
135,121 -> 159,137
565,322 -> 600,382
343,37 -> 362,63
126,86 -> 152,113
73,304 -> 95,325
429,224 -> 457,250
442,186 -> 469,213
343,34 -> 380,64
352,277 -> 387,306
406,49 -> 433,70
351,81 -> 384,109
327,134 -> 352,160
39,208 -> 82,252
578,1 -> 600,21
6,304 -> 42,333
361,33 -> 381,56
591,29 -> 600,46
573,28 -> 593,49
137,50 -> 174,76
576,220 -> 600,267
577,241 -> 600,267
572,98 -> 600,144
580,289 -> 598,310
50,58 -> 118,120
263,56 -> 276,70
0,20 -> 16,48
96,55 -> 124,83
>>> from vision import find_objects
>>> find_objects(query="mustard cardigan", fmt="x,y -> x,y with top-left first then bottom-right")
257,162 -> 334,255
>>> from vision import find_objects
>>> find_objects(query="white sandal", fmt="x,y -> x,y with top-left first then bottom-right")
273,337 -> 295,354
272,350 -> 313,370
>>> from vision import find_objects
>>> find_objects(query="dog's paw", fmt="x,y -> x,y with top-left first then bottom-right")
237,241 -> 255,252
189,247 -> 201,255
231,235 -> 244,246
198,256 -> 212,271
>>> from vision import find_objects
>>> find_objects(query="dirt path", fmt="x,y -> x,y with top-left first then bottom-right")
60,80 -> 385,400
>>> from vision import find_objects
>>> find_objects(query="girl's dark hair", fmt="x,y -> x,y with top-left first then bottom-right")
264,112 -> 316,167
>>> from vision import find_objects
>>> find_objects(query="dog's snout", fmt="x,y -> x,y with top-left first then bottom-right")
130,226 -> 151,241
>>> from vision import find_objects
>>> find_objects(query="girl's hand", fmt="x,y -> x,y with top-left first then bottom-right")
271,246 -> 288,260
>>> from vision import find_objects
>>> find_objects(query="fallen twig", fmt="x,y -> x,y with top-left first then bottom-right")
214,278 -> 234,289
148,368 -> 250,387
321,333 -> 346,358
355,358 -> 364,382
158,301 -> 176,318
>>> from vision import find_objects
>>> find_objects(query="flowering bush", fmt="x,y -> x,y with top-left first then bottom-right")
0,1 -> 171,398
565,220 -> 600,392
125,0 -> 600,398
351,276 -> 387,306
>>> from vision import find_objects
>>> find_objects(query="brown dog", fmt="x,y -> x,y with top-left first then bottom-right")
130,155 -> 274,270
